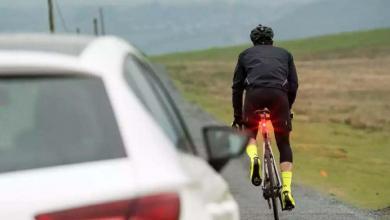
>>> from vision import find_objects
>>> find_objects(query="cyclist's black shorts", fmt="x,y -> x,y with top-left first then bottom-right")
244,87 -> 292,139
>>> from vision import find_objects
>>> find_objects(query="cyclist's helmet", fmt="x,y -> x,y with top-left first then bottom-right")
250,24 -> 274,45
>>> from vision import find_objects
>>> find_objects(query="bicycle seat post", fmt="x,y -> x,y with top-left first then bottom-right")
261,113 -> 268,139
255,109 -> 270,141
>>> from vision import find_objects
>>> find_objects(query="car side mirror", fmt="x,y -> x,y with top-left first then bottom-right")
203,126 -> 250,172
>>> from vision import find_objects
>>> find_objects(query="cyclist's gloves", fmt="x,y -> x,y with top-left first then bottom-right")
232,116 -> 243,129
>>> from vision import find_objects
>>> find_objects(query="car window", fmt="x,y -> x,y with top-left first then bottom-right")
0,76 -> 126,173
124,56 -> 192,152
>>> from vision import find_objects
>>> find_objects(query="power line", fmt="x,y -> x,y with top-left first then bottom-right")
53,0 -> 69,32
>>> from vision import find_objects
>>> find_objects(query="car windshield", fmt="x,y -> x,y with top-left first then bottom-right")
0,76 -> 126,173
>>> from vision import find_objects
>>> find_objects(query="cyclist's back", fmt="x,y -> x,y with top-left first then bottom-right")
238,45 -> 292,91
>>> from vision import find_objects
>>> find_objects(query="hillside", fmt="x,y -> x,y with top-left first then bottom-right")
152,28 -> 390,209
154,28 -> 390,61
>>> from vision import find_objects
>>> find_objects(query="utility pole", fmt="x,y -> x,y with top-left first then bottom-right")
48,0 -> 55,33
93,18 -> 99,36
99,7 -> 105,35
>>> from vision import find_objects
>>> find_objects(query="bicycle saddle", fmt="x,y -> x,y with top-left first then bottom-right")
254,108 -> 271,115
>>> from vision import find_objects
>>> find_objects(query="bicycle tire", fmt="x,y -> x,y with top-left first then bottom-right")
266,153 -> 279,220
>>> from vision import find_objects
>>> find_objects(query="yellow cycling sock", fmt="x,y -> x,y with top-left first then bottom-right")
281,171 -> 292,192
246,143 -> 258,159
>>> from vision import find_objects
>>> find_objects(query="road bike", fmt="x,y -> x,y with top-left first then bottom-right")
255,108 -> 282,220
232,108 -> 293,219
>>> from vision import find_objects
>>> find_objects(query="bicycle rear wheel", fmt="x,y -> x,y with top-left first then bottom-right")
265,153 -> 279,220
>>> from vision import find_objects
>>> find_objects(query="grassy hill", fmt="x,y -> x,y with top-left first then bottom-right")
152,28 -> 390,210
154,28 -> 390,62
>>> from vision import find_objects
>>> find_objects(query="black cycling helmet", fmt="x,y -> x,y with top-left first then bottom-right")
250,24 -> 274,45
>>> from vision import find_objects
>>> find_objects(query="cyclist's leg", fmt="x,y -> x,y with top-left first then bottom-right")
244,113 -> 259,158
243,90 -> 264,186
269,89 -> 295,210
275,132 -> 295,210
275,132 -> 293,170
243,113 -> 262,186
243,89 -> 260,157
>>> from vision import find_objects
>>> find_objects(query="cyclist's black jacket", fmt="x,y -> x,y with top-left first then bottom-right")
232,45 -> 299,118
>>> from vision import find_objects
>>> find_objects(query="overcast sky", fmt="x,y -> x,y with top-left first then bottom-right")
0,0 -> 388,54
0,0 -> 319,8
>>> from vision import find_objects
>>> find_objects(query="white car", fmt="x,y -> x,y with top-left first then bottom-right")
0,34 -> 248,220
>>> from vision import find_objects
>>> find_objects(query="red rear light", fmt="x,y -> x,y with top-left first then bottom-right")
35,193 -> 180,220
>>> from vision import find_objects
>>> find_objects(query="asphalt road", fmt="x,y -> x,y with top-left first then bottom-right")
156,66 -> 383,220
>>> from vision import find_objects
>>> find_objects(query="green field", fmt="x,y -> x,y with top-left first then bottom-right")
152,28 -> 390,210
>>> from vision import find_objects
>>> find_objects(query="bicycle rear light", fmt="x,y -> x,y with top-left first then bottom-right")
35,193 -> 180,220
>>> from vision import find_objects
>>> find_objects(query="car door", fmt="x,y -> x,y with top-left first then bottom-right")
123,55 -> 240,220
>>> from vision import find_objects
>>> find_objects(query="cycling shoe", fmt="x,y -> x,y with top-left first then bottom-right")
250,156 -> 262,186
281,190 -> 295,211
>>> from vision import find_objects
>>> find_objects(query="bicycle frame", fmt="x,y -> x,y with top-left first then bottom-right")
259,112 -> 282,196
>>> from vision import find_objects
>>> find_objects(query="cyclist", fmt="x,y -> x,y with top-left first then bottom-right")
231,24 -> 298,210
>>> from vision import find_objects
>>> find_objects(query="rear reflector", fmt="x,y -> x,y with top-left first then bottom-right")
35,193 -> 180,220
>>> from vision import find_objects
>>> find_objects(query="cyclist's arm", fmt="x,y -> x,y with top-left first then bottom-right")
232,54 -> 246,119
287,53 -> 299,109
